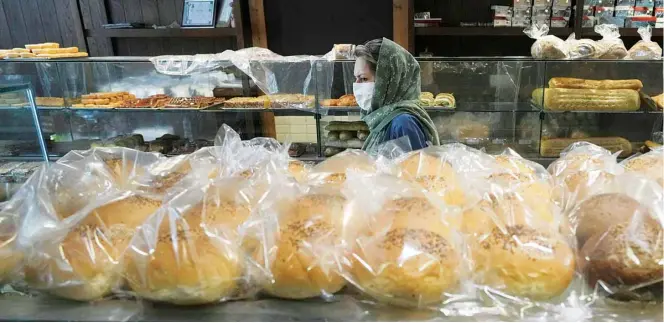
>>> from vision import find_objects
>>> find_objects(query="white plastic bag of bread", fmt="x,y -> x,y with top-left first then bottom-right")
340,171 -> 466,309
627,26 -> 663,60
0,205 -> 21,285
462,150 -> 578,303
306,149 -> 376,189
566,33 -> 599,59
524,24 -> 569,59
620,146 -> 664,187
123,176 -> 260,305
572,173 -> 663,302
594,24 -> 628,59
20,191 -> 161,301
248,176 -> 347,300
547,141 -> 623,211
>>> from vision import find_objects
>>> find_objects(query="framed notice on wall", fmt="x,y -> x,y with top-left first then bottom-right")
182,0 -> 217,28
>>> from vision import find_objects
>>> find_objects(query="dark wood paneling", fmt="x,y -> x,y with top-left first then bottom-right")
37,0 -> 65,44
0,2 -> 13,48
3,0 -> 30,46
53,0 -> 86,49
264,0 -> 393,55
20,0 -> 47,44
80,0 -> 114,56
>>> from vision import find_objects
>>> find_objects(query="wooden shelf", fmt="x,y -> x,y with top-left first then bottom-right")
580,27 -> 664,37
415,27 -> 573,37
84,28 -> 238,38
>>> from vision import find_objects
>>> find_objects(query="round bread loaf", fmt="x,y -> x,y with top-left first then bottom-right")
493,155 -> 537,176
124,195 -> 251,305
397,151 -> 466,206
259,193 -> 346,299
573,193 -> 655,248
623,153 -> 664,186
580,221 -> 663,301
348,197 -> 460,307
471,225 -> 575,300
309,150 -> 375,187
140,158 -> 193,195
0,231 -> 21,283
24,196 -> 160,301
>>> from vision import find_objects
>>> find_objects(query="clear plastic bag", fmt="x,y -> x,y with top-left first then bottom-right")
250,178 -> 347,300
340,171 -> 467,309
525,24 -> 569,59
566,33 -> 600,59
594,24 -> 628,59
123,176 -> 260,305
627,26 -> 663,60
572,173 -> 663,302
307,149 -> 376,188
0,203 -> 21,284
620,146 -> 664,186
547,142 -> 623,212
150,53 -> 233,76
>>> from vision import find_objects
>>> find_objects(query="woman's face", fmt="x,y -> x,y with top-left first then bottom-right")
354,57 -> 375,83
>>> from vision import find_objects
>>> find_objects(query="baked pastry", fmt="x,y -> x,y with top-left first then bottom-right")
24,195 -> 160,301
124,184 -> 251,305
0,218 -> 21,283
434,93 -> 455,108
548,78 -> 644,91
397,150 -> 465,207
288,159 -> 308,182
568,38 -> 599,59
533,88 -> 640,112
338,94 -> 357,107
35,97 -> 65,107
573,193 -> 655,248
652,94 -> 664,110
541,137 -> 633,158
471,226 -> 575,300
347,197 -> 461,307
628,40 -> 663,60
621,149 -> 664,185
420,92 -> 434,100
309,150 -> 375,187
531,35 -> 568,59
258,193 -> 346,299
321,99 -> 339,107
580,221 -> 663,301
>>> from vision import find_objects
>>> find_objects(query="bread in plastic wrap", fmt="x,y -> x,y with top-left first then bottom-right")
525,24 -> 569,59
541,137 -> 633,158
594,24 -> 629,59
341,173 -> 463,308
462,150 -> 576,300
620,147 -> 664,186
573,174 -> 663,302
566,33 -> 600,59
394,148 -> 467,207
253,183 -> 346,299
533,88 -> 640,112
123,177 -> 254,305
307,149 -> 375,188
547,142 -> 623,210
548,77 -> 643,91
627,26 -> 663,60
0,206 -> 21,283
23,193 -> 160,301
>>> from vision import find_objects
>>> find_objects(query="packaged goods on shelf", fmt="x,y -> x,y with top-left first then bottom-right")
551,6 -> 571,18
533,6 -> 552,18
627,26 -> 663,59
656,8 -> 664,17
491,5 -> 513,18
626,16 -> 657,27
616,0 -> 637,5
513,6 -> 532,17
512,17 -> 533,26
657,0 -> 664,7
582,16 -> 596,27
552,0 -> 572,7
634,6 -> 655,16
595,6 -> 615,18
636,0 -> 656,6
533,0 -> 554,6
583,5 -> 595,16
525,24 -> 569,59
566,34 -> 600,59
493,16 -> 512,27
513,0 -> 532,7
551,17 -> 569,27
614,5 -> 635,17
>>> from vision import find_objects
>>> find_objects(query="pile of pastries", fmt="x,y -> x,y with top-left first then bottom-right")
1,43 -> 88,59
0,127 -> 661,316
71,92 -> 225,109
224,94 -> 314,109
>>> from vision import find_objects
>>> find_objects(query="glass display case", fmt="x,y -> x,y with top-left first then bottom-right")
0,57 -> 661,172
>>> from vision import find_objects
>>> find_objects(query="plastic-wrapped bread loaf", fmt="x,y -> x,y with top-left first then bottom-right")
548,78 -> 643,91
541,137 -> 633,157
533,88 -> 640,112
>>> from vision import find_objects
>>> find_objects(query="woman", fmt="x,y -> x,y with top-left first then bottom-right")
353,38 -> 440,153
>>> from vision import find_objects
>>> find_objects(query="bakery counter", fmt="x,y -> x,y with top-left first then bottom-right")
0,293 -> 662,322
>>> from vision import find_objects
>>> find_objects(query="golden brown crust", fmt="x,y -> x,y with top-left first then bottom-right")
337,94 -> 357,107
548,78 -> 644,91
471,225 -> 576,300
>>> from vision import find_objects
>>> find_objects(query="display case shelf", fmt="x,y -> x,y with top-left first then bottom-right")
84,28 -> 238,38
415,27 -> 573,37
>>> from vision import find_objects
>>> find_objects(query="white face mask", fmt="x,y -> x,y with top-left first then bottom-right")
353,82 -> 375,111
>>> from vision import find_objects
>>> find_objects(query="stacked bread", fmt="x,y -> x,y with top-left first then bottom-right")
73,92 -> 136,108
1,43 -> 88,59
324,121 -> 369,157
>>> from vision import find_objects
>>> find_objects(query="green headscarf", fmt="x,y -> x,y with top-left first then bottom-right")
361,38 -> 440,153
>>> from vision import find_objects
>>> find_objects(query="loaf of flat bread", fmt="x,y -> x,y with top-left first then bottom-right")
533,88 -> 640,112
541,137 -> 633,158
548,78 -> 643,91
